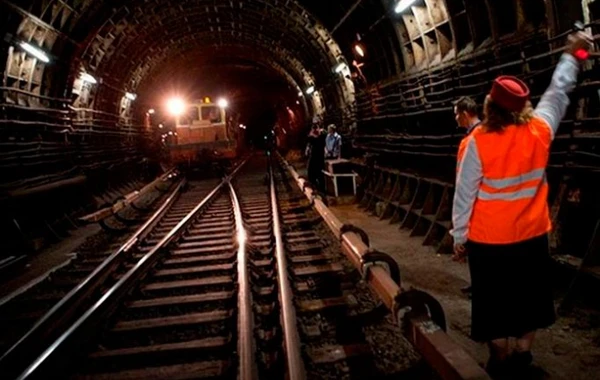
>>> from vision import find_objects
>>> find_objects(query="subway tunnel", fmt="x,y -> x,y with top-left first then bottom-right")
0,0 -> 599,379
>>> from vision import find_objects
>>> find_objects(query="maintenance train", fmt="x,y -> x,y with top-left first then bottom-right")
162,98 -> 241,167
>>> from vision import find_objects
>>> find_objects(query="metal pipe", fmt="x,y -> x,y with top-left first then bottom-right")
269,158 -> 306,380
228,181 -> 257,380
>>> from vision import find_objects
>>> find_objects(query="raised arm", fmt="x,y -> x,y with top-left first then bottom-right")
533,53 -> 579,139
534,31 -> 593,138
450,137 -> 483,245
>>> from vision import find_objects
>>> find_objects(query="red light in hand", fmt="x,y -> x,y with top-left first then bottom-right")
574,49 -> 589,60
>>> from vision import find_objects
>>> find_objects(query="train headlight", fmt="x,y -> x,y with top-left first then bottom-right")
217,98 -> 229,108
166,97 -> 186,116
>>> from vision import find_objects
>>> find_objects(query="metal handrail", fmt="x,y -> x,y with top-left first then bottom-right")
268,156 -> 306,380
0,174 -> 182,378
228,179 -> 257,380
15,158 -> 249,379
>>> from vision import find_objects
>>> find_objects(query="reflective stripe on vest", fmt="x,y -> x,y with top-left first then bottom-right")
478,168 -> 546,201
467,117 -> 553,244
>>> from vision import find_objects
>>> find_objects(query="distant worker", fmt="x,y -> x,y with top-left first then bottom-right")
306,123 -> 326,191
451,31 -> 592,376
453,96 -> 481,136
453,96 -> 481,298
325,124 -> 342,160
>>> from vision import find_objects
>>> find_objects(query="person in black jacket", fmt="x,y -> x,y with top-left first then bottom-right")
306,124 -> 326,191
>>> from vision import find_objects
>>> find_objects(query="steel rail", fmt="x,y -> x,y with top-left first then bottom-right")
268,157 -> 306,380
227,179 -> 257,380
15,158 -> 250,379
278,155 -> 491,380
0,173 -> 183,379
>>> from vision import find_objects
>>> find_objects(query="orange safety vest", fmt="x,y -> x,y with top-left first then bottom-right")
458,117 -> 552,244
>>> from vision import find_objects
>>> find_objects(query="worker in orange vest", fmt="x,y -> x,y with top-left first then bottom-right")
450,31 -> 593,376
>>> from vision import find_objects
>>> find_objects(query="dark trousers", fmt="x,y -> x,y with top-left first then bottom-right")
307,157 -> 324,192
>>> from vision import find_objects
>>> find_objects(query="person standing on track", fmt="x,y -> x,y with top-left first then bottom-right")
306,122 -> 327,191
450,31 -> 593,377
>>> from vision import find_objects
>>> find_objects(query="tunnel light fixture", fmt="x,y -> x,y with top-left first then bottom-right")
306,86 -> 315,95
354,44 -> 365,58
334,62 -> 347,73
217,98 -> 229,108
19,42 -> 50,63
297,91 -> 303,97
395,0 -> 416,13
167,97 -> 186,116
148,108 -> 155,114
80,72 -> 97,84
125,92 -> 137,101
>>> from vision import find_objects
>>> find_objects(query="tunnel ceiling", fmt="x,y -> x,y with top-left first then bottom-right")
1,0 -> 385,118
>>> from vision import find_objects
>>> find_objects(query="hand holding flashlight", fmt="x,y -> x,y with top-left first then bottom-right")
569,22 -> 595,60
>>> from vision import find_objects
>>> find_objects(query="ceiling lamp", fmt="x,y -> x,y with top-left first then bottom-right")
334,62 -> 347,73
19,42 -> 50,63
306,86 -> 315,95
395,0 -> 416,13
80,72 -> 97,84
354,44 -> 365,57
125,92 -> 137,101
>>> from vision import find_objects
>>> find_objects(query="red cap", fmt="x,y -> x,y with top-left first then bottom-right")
489,76 -> 530,112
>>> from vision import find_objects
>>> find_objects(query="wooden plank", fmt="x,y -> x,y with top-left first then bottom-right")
74,360 -> 229,380
292,263 -> 344,276
154,263 -> 234,277
171,245 -> 234,256
177,238 -> 233,249
162,253 -> 236,265
127,292 -> 233,309
290,254 -> 336,263
112,310 -> 231,332
143,276 -> 232,291
89,336 -> 230,358
308,344 -> 372,364
297,296 -> 358,312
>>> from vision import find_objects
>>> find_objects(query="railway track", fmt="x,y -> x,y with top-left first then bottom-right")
0,175 -> 222,378
8,154 -> 486,380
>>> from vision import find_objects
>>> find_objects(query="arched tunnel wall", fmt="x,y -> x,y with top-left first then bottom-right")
354,0 -> 599,183
0,0 -> 599,257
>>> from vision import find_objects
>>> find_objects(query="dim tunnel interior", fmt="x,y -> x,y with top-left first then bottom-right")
0,0 -> 600,378
1,0 -> 600,346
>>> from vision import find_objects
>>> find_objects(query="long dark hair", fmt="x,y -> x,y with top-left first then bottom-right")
483,95 -> 534,132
